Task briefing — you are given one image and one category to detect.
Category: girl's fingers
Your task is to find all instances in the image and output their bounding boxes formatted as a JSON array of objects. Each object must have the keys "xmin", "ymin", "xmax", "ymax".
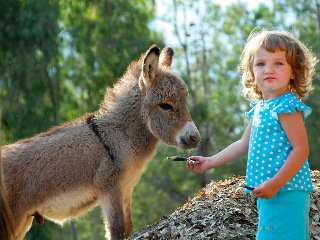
[
  {"xmin": 187, "ymin": 161, "xmax": 199, "ymax": 172},
  {"xmin": 189, "ymin": 156, "xmax": 201, "ymax": 161},
  {"xmin": 186, "ymin": 161, "xmax": 193, "ymax": 169}
]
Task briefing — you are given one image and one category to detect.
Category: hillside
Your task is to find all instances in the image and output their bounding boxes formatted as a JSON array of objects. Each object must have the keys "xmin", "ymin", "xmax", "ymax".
[{"xmin": 128, "ymin": 170, "xmax": 320, "ymax": 240}]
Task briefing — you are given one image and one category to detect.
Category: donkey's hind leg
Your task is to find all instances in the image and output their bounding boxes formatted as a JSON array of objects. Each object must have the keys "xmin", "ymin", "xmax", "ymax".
[
  {"xmin": 14, "ymin": 215, "xmax": 34, "ymax": 240},
  {"xmin": 99, "ymin": 186, "xmax": 125, "ymax": 240}
]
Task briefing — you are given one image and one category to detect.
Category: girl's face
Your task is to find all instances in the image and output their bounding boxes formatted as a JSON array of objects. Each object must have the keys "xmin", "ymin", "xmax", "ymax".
[{"xmin": 253, "ymin": 47, "xmax": 294, "ymax": 100}]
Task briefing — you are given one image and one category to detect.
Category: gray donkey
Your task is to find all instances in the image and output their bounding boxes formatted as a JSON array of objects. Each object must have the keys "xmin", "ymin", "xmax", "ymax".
[{"xmin": 1, "ymin": 45, "xmax": 201, "ymax": 240}]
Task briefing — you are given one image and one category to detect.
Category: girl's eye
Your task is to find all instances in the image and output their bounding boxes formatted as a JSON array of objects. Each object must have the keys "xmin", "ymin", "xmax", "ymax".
[
  {"xmin": 256, "ymin": 62, "xmax": 264, "ymax": 66},
  {"xmin": 159, "ymin": 103, "xmax": 173, "ymax": 111},
  {"xmin": 275, "ymin": 62, "xmax": 283, "ymax": 66}
]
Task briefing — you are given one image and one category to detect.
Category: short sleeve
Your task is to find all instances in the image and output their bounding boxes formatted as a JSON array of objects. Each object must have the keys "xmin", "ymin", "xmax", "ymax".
[
  {"xmin": 245, "ymin": 102, "xmax": 257, "ymax": 119},
  {"xmin": 271, "ymin": 95, "xmax": 312, "ymax": 121}
]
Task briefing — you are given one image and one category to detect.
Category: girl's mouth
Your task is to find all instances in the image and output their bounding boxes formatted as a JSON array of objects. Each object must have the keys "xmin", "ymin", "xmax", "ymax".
[{"xmin": 264, "ymin": 77, "xmax": 276, "ymax": 80}]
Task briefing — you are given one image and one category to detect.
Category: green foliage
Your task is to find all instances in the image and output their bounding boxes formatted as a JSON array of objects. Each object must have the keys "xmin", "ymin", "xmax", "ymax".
[
  {"xmin": 59, "ymin": 0, "xmax": 162, "ymax": 114},
  {"xmin": 0, "ymin": 0, "xmax": 60, "ymax": 142},
  {"xmin": 0, "ymin": 0, "xmax": 162, "ymax": 144},
  {"xmin": 25, "ymin": 221, "xmax": 65, "ymax": 240}
]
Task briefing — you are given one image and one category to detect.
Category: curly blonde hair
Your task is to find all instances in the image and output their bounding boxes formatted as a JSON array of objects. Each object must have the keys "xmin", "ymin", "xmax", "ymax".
[{"xmin": 239, "ymin": 29, "xmax": 318, "ymax": 101}]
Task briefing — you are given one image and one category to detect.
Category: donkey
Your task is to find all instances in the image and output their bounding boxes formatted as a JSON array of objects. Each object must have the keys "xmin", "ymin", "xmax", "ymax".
[{"xmin": 1, "ymin": 45, "xmax": 201, "ymax": 240}]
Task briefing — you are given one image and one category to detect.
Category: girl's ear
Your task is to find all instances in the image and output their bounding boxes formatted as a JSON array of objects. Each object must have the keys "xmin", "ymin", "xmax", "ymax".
[{"xmin": 290, "ymin": 69, "xmax": 295, "ymax": 80}]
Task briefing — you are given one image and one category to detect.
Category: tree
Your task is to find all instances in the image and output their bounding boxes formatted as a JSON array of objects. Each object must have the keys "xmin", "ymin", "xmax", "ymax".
[
  {"xmin": 0, "ymin": 0, "xmax": 61, "ymax": 143},
  {"xmin": 59, "ymin": 0, "xmax": 162, "ymax": 116}
]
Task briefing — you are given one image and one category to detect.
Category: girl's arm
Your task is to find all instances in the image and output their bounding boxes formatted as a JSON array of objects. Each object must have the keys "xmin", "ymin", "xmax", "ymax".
[
  {"xmin": 253, "ymin": 111, "xmax": 309, "ymax": 199},
  {"xmin": 187, "ymin": 120, "xmax": 252, "ymax": 173}
]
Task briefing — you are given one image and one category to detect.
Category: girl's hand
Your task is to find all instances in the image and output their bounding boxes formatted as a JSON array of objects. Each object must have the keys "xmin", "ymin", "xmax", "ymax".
[
  {"xmin": 186, "ymin": 156, "xmax": 210, "ymax": 174},
  {"xmin": 253, "ymin": 179, "xmax": 280, "ymax": 199}
]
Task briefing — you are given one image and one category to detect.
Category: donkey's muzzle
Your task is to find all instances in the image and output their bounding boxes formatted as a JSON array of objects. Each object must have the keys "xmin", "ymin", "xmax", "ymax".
[{"xmin": 176, "ymin": 121, "xmax": 201, "ymax": 149}]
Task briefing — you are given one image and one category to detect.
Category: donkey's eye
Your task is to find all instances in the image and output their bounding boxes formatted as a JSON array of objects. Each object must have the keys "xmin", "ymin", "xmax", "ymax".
[{"xmin": 159, "ymin": 103, "xmax": 173, "ymax": 111}]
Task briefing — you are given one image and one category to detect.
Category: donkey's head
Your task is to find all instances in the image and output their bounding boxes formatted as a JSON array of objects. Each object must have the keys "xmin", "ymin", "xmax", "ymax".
[{"xmin": 139, "ymin": 45, "xmax": 200, "ymax": 150}]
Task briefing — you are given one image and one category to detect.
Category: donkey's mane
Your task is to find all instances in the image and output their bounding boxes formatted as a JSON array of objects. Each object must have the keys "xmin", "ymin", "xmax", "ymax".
[{"xmin": 100, "ymin": 55, "xmax": 144, "ymax": 111}]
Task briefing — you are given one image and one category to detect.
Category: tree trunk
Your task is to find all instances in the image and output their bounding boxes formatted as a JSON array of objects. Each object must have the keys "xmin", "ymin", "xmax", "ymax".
[
  {"xmin": 316, "ymin": 0, "xmax": 320, "ymax": 32},
  {"xmin": 70, "ymin": 221, "xmax": 77, "ymax": 240}
]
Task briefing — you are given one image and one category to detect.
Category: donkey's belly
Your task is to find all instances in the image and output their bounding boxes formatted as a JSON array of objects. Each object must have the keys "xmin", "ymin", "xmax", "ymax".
[{"xmin": 38, "ymin": 187, "xmax": 98, "ymax": 223}]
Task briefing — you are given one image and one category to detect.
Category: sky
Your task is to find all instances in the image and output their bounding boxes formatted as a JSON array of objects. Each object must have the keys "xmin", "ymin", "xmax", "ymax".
[{"xmin": 154, "ymin": 0, "xmax": 273, "ymax": 46}]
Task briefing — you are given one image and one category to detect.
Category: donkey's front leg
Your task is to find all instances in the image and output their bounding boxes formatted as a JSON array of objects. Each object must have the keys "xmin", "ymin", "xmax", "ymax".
[
  {"xmin": 14, "ymin": 214, "xmax": 34, "ymax": 240},
  {"xmin": 100, "ymin": 186, "xmax": 125, "ymax": 240},
  {"xmin": 123, "ymin": 188, "xmax": 134, "ymax": 237}
]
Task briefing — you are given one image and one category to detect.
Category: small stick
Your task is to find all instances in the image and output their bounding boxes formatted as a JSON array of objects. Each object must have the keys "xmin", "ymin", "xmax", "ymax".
[
  {"xmin": 167, "ymin": 156, "xmax": 199, "ymax": 164},
  {"xmin": 244, "ymin": 185, "xmax": 255, "ymax": 191}
]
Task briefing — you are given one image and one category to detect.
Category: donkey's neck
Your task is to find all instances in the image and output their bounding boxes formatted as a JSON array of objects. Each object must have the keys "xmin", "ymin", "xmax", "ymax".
[{"xmin": 97, "ymin": 73, "xmax": 157, "ymax": 157}]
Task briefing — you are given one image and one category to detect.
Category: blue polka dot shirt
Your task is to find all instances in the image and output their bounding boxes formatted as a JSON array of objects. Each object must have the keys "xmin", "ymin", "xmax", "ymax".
[{"xmin": 245, "ymin": 92, "xmax": 313, "ymax": 193}]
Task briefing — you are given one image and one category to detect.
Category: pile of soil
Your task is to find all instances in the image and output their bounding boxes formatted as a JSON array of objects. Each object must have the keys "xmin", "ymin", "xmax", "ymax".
[{"xmin": 128, "ymin": 170, "xmax": 320, "ymax": 240}]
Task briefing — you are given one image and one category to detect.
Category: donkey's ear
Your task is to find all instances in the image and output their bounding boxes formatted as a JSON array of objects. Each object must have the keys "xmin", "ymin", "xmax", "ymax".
[
  {"xmin": 141, "ymin": 45, "xmax": 160, "ymax": 89},
  {"xmin": 159, "ymin": 46, "xmax": 174, "ymax": 68}
]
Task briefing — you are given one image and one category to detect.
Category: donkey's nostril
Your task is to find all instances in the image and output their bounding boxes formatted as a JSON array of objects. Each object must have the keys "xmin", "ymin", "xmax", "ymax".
[
  {"xmin": 190, "ymin": 135, "xmax": 196, "ymax": 142},
  {"xmin": 180, "ymin": 137, "xmax": 187, "ymax": 146}
]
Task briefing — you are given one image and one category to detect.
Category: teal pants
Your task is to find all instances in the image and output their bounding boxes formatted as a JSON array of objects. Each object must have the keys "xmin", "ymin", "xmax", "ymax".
[{"xmin": 256, "ymin": 191, "xmax": 310, "ymax": 240}]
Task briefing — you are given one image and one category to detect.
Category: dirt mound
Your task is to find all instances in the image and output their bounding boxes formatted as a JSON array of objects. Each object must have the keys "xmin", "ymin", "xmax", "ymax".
[{"xmin": 128, "ymin": 170, "xmax": 320, "ymax": 240}]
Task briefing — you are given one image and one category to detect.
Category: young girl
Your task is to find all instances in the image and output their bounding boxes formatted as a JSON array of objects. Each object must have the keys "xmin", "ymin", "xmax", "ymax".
[{"xmin": 187, "ymin": 30, "xmax": 317, "ymax": 240}]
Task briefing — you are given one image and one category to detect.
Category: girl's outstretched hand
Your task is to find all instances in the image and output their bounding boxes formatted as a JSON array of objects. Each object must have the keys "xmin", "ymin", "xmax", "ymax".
[{"xmin": 186, "ymin": 156, "xmax": 210, "ymax": 174}]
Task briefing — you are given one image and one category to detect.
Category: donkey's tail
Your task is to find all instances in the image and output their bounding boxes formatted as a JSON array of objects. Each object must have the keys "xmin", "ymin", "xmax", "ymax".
[{"xmin": 0, "ymin": 111, "xmax": 14, "ymax": 240}]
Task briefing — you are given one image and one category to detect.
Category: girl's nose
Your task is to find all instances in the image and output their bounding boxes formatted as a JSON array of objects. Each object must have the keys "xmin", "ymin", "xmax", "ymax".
[{"xmin": 265, "ymin": 64, "xmax": 274, "ymax": 73}]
